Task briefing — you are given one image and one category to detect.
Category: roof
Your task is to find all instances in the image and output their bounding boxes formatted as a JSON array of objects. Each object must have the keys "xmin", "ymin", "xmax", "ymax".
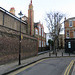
[
  {"xmin": 0, "ymin": 7, "xmax": 27, "ymax": 25},
  {"xmin": 34, "ymin": 22, "xmax": 44, "ymax": 29},
  {"xmin": 34, "ymin": 22, "xmax": 39, "ymax": 28},
  {"xmin": 65, "ymin": 17, "xmax": 75, "ymax": 21},
  {"xmin": 22, "ymin": 15, "xmax": 28, "ymax": 18}
]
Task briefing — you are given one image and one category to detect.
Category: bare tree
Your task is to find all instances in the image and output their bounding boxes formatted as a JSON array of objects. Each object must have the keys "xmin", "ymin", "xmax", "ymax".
[{"xmin": 45, "ymin": 12, "xmax": 64, "ymax": 53}]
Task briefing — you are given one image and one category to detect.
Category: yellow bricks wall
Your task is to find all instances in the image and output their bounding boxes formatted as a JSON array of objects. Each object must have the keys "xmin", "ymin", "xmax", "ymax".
[
  {"xmin": 0, "ymin": 11, "xmax": 27, "ymax": 33},
  {"xmin": 0, "ymin": 11, "xmax": 3, "ymax": 25}
]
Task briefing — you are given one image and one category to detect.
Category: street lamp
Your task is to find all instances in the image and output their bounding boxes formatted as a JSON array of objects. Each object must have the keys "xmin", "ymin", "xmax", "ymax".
[
  {"xmin": 41, "ymin": 28, "xmax": 42, "ymax": 52},
  {"xmin": 18, "ymin": 11, "xmax": 23, "ymax": 65}
]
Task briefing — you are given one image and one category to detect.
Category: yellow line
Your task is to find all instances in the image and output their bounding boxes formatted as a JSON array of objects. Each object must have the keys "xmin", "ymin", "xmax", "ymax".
[
  {"xmin": 8, "ymin": 59, "xmax": 46, "ymax": 75},
  {"xmin": 64, "ymin": 61, "xmax": 71, "ymax": 75},
  {"xmin": 67, "ymin": 61, "xmax": 73, "ymax": 75},
  {"xmin": 64, "ymin": 60, "xmax": 75, "ymax": 75},
  {"xmin": 67, "ymin": 60, "xmax": 74, "ymax": 75}
]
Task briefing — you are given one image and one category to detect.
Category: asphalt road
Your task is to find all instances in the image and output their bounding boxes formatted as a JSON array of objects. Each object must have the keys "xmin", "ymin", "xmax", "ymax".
[{"xmin": 8, "ymin": 57, "xmax": 75, "ymax": 75}]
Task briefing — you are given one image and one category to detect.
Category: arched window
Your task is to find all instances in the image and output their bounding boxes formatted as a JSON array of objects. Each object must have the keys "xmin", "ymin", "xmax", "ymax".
[
  {"xmin": 36, "ymin": 29, "xmax": 38, "ymax": 34},
  {"xmin": 42, "ymin": 29, "xmax": 43, "ymax": 37},
  {"xmin": 39, "ymin": 26, "xmax": 41, "ymax": 35}
]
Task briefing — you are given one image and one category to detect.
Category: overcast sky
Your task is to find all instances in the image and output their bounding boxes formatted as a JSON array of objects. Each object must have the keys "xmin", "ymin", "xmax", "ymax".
[{"xmin": 0, "ymin": 0, "xmax": 75, "ymax": 33}]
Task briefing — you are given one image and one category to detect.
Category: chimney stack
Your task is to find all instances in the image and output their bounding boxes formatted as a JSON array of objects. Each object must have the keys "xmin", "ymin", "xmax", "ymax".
[{"xmin": 10, "ymin": 7, "xmax": 15, "ymax": 15}]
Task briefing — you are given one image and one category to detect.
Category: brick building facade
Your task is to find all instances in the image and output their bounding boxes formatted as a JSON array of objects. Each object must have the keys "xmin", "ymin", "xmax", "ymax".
[
  {"xmin": 64, "ymin": 17, "xmax": 75, "ymax": 53},
  {"xmin": 34, "ymin": 22, "xmax": 46, "ymax": 52},
  {"xmin": 28, "ymin": 0, "xmax": 34, "ymax": 36},
  {"xmin": 0, "ymin": 6, "xmax": 38, "ymax": 64},
  {"xmin": 22, "ymin": 0, "xmax": 46, "ymax": 51}
]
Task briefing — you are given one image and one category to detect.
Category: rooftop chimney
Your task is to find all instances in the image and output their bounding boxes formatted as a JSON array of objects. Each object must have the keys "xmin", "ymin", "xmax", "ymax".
[{"xmin": 10, "ymin": 7, "xmax": 15, "ymax": 15}]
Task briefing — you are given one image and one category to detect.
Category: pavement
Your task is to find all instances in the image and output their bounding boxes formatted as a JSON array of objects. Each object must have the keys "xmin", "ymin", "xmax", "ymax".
[
  {"xmin": 0, "ymin": 50, "xmax": 75, "ymax": 75},
  {"xmin": 0, "ymin": 51, "xmax": 49, "ymax": 75}
]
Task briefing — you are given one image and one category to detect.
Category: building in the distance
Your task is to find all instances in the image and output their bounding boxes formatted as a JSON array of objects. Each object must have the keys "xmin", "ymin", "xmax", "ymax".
[
  {"xmin": 34, "ymin": 22, "xmax": 46, "ymax": 52},
  {"xmin": 64, "ymin": 17, "xmax": 75, "ymax": 53},
  {"xmin": 10, "ymin": 0, "xmax": 46, "ymax": 52},
  {"xmin": 28, "ymin": 0, "xmax": 46, "ymax": 51}
]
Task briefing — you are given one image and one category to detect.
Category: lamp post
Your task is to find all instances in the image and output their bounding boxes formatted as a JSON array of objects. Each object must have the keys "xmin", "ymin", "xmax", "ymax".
[
  {"xmin": 18, "ymin": 11, "xmax": 23, "ymax": 65},
  {"xmin": 41, "ymin": 28, "xmax": 42, "ymax": 52}
]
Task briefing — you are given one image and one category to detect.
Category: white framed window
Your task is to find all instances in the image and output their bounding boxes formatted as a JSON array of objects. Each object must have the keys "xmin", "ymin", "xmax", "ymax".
[
  {"xmin": 69, "ymin": 21, "xmax": 73, "ymax": 27},
  {"xmin": 42, "ymin": 41, "xmax": 43, "ymax": 47},
  {"xmin": 39, "ymin": 26, "xmax": 41, "ymax": 35},
  {"xmin": 66, "ymin": 31, "xmax": 69, "ymax": 38},
  {"xmin": 35, "ymin": 29, "xmax": 38, "ymax": 34},
  {"xmin": 39, "ymin": 40, "xmax": 41, "ymax": 47},
  {"xmin": 68, "ymin": 42, "xmax": 71, "ymax": 48},
  {"xmin": 42, "ymin": 29, "xmax": 43, "ymax": 37}
]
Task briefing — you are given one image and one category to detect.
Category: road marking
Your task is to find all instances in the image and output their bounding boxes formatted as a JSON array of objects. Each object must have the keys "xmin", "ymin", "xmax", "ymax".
[
  {"xmin": 8, "ymin": 59, "xmax": 46, "ymax": 75},
  {"xmin": 64, "ymin": 60, "xmax": 75, "ymax": 75}
]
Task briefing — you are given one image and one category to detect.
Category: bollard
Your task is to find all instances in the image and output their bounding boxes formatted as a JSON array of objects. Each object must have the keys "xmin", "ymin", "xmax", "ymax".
[
  {"xmin": 49, "ymin": 52, "xmax": 51, "ymax": 57},
  {"xmin": 56, "ymin": 53, "xmax": 57, "ymax": 57},
  {"xmin": 62, "ymin": 52, "xmax": 63, "ymax": 57},
  {"xmin": 69, "ymin": 52, "xmax": 70, "ymax": 56}
]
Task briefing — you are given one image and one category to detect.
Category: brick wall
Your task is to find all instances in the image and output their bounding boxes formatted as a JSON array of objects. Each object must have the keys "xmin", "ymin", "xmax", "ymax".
[
  {"xmin": 0, "ymin": 32, "xmax": 37, "ymax": 65},
  {"xmin": 0, "ymin": 7, "xmax": 38, "ymax": 65},
  {"xmin": 0, "ymin": 9, "xmax": 27, "ymax": 33},
  {"xmin": 64, "ymin": 20, "xmax": 75, "ymax": 38}
]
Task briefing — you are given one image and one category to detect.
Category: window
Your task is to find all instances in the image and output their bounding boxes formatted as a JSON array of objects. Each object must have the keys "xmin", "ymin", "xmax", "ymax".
[
  {"xmin": 39, "ymin": 26, "xmax": 41, "ymax": 35},
  {"xmin": 69, "ymin": 21, "xmax": 73, "ymax": 27},
  {"xmin": 35, "ymin": 29, "xmax": 38, "ymax": 34},
  {"xmin": 39, "ymin": 40, "xmax": 41, "ymax": 47},
  {"xmin": 42, "ymin": 29, "xmax": 43, "ymax": 37},
  {"xmin": 66, "ymin": 31, "xmax": 69, "ymax": 38},
  {"xmin": 42, "ymin": 41, "xmax": 43, "ymax": 47},
  {"xmin": 68, "ymin": 42, "xmax": 71, "ymax": 48}
]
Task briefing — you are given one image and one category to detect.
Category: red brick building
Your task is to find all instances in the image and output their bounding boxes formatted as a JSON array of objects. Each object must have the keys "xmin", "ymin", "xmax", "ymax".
[
  {"xmin": 28, "ymin": 0, "xmax": 34, "ymax": 36},
  {"xmin": 0, "ymin": 0, "xmax": 46, "ymax": 64},
  {"xmin": 64, "ymin": 17, "xmax": 75, "ymax": 53},
  {"xmin": 22, "ymin": 0, "xmax": 46, "ymax": 52},
  {"xmin": 34, "ymin": 22, "xmax": 46, "ymax": 52}
]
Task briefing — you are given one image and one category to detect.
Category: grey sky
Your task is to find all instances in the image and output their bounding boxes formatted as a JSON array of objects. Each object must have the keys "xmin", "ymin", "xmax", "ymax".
[{"xmin": 0, "ymin": 0, "xmax": 75, "ymax": 33}]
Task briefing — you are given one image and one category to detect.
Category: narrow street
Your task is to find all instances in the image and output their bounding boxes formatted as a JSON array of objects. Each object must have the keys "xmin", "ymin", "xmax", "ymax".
[{"xmin": 8, "ymin": 57, "xmax": 75, "ymax": 75}]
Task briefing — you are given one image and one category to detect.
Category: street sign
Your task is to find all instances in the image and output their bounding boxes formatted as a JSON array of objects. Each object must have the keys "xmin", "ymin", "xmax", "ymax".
[{"xmin": 21, "ymin": 34, "xmax": 23, "ymax": 39}]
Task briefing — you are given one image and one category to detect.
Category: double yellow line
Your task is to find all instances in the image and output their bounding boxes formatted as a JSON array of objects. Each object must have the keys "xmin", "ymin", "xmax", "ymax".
[
  {"xmin": 64, "ymin": 60, "xmax": 75, "ymax": 75},
  {"xmin": 8, "ymin": 59, "xmax": 46, "ymax": 75}
]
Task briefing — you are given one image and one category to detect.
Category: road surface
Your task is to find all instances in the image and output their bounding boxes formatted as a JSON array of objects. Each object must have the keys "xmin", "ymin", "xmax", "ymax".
[{"xmin": 8, "ymin": 57, "xmax": 75, "ymax": 75}]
